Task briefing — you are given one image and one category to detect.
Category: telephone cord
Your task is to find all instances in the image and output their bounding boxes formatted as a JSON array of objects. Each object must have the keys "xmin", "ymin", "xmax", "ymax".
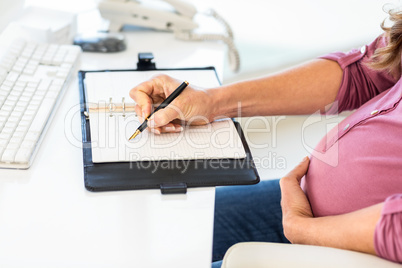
[{"xmin": 174, "ymin": 9, "xmax": 240, "ymax": 73}]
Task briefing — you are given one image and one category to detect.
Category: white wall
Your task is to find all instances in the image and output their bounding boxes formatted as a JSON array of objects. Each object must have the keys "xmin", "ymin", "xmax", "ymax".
[
  {"xmin": 190, "ymin": 0, "xmax": 399, "ymax": 82},
  {"xmin": 25, "ymin": 0, "xmax": 401, "ymax": 82}
]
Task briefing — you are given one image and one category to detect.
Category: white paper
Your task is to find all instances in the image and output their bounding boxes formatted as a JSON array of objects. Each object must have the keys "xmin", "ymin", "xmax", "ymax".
[
  {"xmin": 84, "ymin": 69, "xmax": 246, "ymax": 162},
  {"xmin": 89, "ymin": 112, "xmax": 246, "ymax": 163}
]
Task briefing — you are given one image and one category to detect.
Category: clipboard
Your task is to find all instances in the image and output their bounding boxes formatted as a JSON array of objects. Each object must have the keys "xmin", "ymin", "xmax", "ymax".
[{"xmin": 78, "ymin": 56, "xmax": 259, "ymax": 194}]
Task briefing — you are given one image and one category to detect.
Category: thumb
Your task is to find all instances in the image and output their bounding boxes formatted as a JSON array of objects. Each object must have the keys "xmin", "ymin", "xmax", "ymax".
[
  {"xmin": 283, "ymin": 156, "xmax": 310, "ymax": 184},
  {"xmin": 148, "ymin": 106, "xmax": 180, "ymax": 128}
]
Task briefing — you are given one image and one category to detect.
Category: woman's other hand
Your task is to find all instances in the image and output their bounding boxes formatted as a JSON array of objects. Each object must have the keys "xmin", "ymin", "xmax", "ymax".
[{"xmin": 280, "ymin": 157, "xmax": 313, "ymax": 244}]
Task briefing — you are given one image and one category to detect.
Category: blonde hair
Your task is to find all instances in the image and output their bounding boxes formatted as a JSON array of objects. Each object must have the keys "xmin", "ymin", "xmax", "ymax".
[{"xmin": 369, "ymin": 7, "xmax": 402, "ymax": 76}]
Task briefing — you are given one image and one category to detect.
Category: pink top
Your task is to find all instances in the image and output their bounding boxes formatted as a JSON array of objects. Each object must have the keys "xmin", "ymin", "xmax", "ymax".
[{"xmin": 301, "ymin": 35, "xmax": 402, "ymax": 263}]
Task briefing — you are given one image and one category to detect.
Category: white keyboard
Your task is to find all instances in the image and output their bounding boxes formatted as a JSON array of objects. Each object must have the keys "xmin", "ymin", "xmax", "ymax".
[{"xmin": 0, "ymin": 39, "xmax": 81, "ymax": 169}]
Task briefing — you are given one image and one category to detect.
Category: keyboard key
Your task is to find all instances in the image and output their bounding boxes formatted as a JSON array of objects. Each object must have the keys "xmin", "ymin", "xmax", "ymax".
[
  {"xmin": 4, "ymin": 121, "xmax": 17, "ymax": 130},
  {"xmin": 6, "ymin": 95, "xmax": 18, "ymax": 102},
  {"xmin": 16, "ymin": 100, "xmax": 28, "ymax": 108},
  {"xmin": 2, "ymin": 80, "xmax": 14, "ymax": 88},
  {"xmin": 46, "ymin": 68, "xmax": 58, "ymax": 76},
  {"xmin": 52, "ymin": 79, "xmax": 65, "ymax": 86},
  {"xmin": 6, "ymin": 71, "xmax": 19, "ymax": 83},
  {"xmin": 11, "ymin": 131, "xmax": 25, "ymax": 139},
  {"xmin": 24, "ymin": 86, "xmax": 36, "ymax": 93},
  {"xmin": 34, "ymin": 90, "xmax": 46, "ymax": 97},
  {"xmin": 14, "ymin": 148, "xmax": 32, "ymax": 163},
  {"xmin": 32, "ymin": 95, "xmax": 44, "ymax": 102},
  {"xmin": 0, "ymin": 139, "xmax": 7, "ymax": 147},
  {"xmin": 0, "ymin": 56, "xmax": 17, "ymax": 71},
  {"xmin": 1, "ymin": 148, "xmax": 17, "ymax": 162},
  {"xmin": 0, "ymin": 84, "xmax": 11, "ymax": 93},
  {"xmin": 0, "ymin": 147, "xmax": 5, "ymax": 158},
  {"xmin": 27, "ymin": 81, "xmax": 39, "ymax": 88},
  {"xmin": 45, "ymin": 91, "xmax": 59, "ymax": 99},
  {"xmin": 19, "ymin": 96, "xmax": 30, "ymax": 103},
  {"xmin": 13, "ymin": 106, "xmax": 25, "ymax": 113},
  {"xmin": 18, "ymin": 75, "xmax": 40, "ymax": 83},
  {"xmin": 49, "ymin": 85, "xmax": 62, "ymax": 92},
  {"xmin": 23, "ymin": 67, "xmax": 35, "ymax": 75},
  {"xmin": 2, "ymin": 126, "xmax": 14, "ymax": 134},
  {"xmin": 4, "ymin": 100, "xmax": 16, "ymax": 107},
  {"xmin": 15, "ymin": 126, "xmax": 28, "ymax": 133},
  {"xmin": 27, "ymin": 98, "xmax": 55, "ymax": 133},
  {"xmin": 60, "ymin": 63, "xmax": 72, "ymax": 70},
  {"xmin": 12, "ymin": 65, "xmax": 24, "ymax": 73},
  {"xmin": 0, "ymin": 68, "xmax": 7, "ymax": 83},
  {"xmin": 15, "ymin": 58, "xmax": 28, "ymax": 67},
  {"xmin": 20, "ymin": 140, "xmax": 35, "ymax": 149},
  {"xmin": 9, "ymin": 137, "xmax": 22, "ymax": 145},
  {"xmin": 1, "ymin": 105, "xmax": 13, "ymax": 112},
  {"xmin": 6, "ymin": 143, "xmax": 19, "ymax": 149},
  {"xmin": 29, "ymin": 99, "xmax": 41, "ymax": 107},
  {"xmin": 11, "ymin": 111, "xmax": 22, "ymax": 119},
  {"xmin": 37, "ymin": 80, "xmax": 51, "ymax": 91},
  {"xmin": 7, "ymin": 116, "xmax": 20, "ymax": 123},
  {"xmin": 56, "ymin": 71, "xmax": 69, "ymax": 79},
  {"xmin": 11, "ymin": 85, "xmax": 24, "ymax": 94},
  {"xmin": 24, "ymin": 132, "xmax": 40, "ymax": 142},
  {"xmin": 0, "ymin": 132, "xmax": 12, "ymax": 140},
  {"xmin": 0, "ymin": 110, "xmax": 10, "ymax": 117}
]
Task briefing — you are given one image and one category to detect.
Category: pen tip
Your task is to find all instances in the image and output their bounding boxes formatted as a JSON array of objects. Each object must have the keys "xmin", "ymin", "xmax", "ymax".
[{"xmin": 129, "ymin": 130, "xmax": 140, "ymax": 141}]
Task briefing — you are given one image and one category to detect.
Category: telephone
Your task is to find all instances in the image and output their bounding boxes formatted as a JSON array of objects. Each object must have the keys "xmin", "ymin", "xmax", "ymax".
[{"xmin": 97, "ymin": 0, "xmax": 240, "ymax": 72}]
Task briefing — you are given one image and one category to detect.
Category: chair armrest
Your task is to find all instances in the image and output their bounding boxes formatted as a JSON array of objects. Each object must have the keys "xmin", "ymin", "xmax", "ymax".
[{"xmin": 222, "ymin": 242, "xmax": 402, "ymax": 268}]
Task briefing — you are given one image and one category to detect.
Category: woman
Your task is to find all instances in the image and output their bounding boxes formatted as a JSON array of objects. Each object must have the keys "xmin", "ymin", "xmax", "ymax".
[{"xmin": 130, "ymin": 7, "xmax": 402, "ymax": 266}]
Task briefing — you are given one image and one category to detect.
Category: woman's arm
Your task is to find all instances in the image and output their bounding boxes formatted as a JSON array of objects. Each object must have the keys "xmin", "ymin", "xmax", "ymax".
[
  {"xmin": 294, "ymin": 203, "xmax": 383, "ymax": 254},
  {"xmin": 210, "ymin": 58, "xmax": 342, "ymax": 118},
  {"xmin": 130, "ymin": 59, "xmax": 343, "ymax": 132}
]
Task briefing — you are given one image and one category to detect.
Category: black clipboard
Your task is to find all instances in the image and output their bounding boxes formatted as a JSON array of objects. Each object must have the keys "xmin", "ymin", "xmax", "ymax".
[{"xmin": 78, "ymin": 64, "xmax": 259, "ymax": 194}]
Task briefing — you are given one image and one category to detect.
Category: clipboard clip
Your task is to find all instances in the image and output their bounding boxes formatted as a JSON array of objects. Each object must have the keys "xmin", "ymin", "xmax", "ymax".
[
  {"xmin": 160, "ymin": 182, "xmax": 187, "ymax": 194},
  {"xmin": 137, "ymin": 52, "xmax": 156, "ymax": 70}
]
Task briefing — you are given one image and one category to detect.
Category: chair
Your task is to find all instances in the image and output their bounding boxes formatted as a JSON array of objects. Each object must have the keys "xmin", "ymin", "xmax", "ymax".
[{"xmin": 222, "ymin": 242, "xmax": 402, "ymax": 268}]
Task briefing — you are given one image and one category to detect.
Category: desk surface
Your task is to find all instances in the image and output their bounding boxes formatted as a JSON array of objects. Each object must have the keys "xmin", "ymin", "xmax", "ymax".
[
  {"xmin": 0, "ymin": 6, "xmax": 352, "ymax": 267},
  {"xmin": 0, "ymin": 26, "xmax": 225, "ymax": 267}
]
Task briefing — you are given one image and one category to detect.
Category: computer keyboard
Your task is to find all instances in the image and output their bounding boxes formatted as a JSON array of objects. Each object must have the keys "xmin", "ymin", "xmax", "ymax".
[{"xmin": 0, "ymin": 39, "xmax": 81, "ymax": 169}]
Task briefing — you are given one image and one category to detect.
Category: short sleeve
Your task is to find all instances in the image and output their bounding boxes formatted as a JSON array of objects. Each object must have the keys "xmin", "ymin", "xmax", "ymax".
[
  {"xmin": 374, "ymin": 194, "xmax": 402, "ymax": 263},
  {"xmin": 319, "ymin": 35, "xmax": 398, "ymax": 114}
]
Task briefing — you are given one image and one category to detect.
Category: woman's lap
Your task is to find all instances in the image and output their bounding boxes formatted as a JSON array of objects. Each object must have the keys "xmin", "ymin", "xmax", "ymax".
[{"xmin": 212, "ymin": 179, "xmax": 289, "ymax": 263}]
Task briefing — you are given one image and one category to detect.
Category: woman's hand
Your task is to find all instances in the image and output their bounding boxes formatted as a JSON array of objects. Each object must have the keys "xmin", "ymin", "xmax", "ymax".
[
  {"xmin": 279, "ymin": 156, "xmax": 313, "ymax": 244},
  {"xmin": 129, "ymin": 74, "xmax": 217, "ymax": 134},
  {"xmin": 280, "ymin": 157, "xmax": 383, "ymax": 255}
]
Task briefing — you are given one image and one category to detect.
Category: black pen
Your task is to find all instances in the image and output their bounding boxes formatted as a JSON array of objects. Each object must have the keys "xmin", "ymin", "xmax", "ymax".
[{"xmin": 129, "ymin": 80, "xmax": 189, "ymax": 140}]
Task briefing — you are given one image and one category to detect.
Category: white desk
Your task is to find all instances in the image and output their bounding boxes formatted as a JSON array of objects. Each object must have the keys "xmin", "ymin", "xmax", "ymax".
[
  {"xmin": 0, "ymin": 27, "xmax": 225, "ymax": 267},
  {"xmin": 0, "ymin": 4, "xmax": 355, "ymax": 267}
]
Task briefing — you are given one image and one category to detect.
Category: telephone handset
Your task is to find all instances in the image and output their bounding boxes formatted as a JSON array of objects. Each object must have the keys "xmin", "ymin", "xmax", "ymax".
[{"xmin": 98, "ymin": 0, "xmax": 240, "ymax": 72}]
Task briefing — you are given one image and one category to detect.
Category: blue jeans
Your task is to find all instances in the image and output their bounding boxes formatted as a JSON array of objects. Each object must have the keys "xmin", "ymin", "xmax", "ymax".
[{"xmin": 212, "ymin": 179, "xmax": 290, "ymax": 267}]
